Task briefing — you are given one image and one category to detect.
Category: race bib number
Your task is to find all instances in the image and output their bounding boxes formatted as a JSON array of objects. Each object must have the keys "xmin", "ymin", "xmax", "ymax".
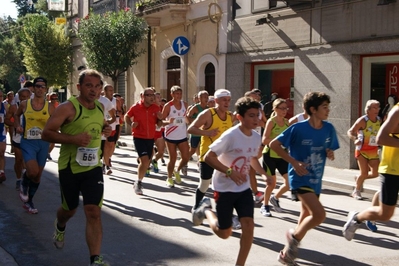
[
  {"xmin": 173, "ymin": 116, "xmax": 185, "ymax": 125},
  {"xmin": 27, "ymin": 127, "xmax": 42, "ymax": 139},
  {"xmin": 369, "ymin": 135, "xmax": 378, "ymax": 146},
  {"xmin": 76, "ymin": 147, "xmax": 99, "ymax": 166}
]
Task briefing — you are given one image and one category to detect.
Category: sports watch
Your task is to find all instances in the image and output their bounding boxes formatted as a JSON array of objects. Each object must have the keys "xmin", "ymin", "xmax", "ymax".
[{"xmin": 226, "ymin": 167, "xmax": 232, "ymax": 177}]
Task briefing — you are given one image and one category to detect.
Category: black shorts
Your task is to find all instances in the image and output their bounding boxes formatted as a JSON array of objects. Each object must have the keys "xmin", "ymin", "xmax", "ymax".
[
  {"xmin": 107, "ymin": 125, "xmax": 120, "ymax": 142},
  {"xmin": 12, "ymin": 140, "xmax": 21, "ymax": 149},
  {"xmin": 380, "ymin": 173, "xmax": 399, "ymax": 206},
  {"xmin": 133, "ymin": 138, "xmax": 154, "ymax": 159},
  {"xmin": 291, "ymin": 186, "xmax": 320, "ymax": 202},
  {"xmin": 58, "ymin": 166, "xmax": 104, "ymax": 210},
  {"xmin": 199, "ymin": 161, "xmax": 214, "ymax": 180},
  {"xmin": 263, "ymin": 151, "xmax": 288, "ymax": 176},
  {"xmin": 100, "ymin": 140, "xmax": 105, "ymax": 158},
  {"xmin": 214, "ymin": 188, "xmax": 254, "ymax": 230},
  {"xmin": 164, "ymin": 137, "xmax": 188, "ymax": 145},
  {"xmin": 190, "ymin": 136, "xmax": 201, "ymax": 148}
]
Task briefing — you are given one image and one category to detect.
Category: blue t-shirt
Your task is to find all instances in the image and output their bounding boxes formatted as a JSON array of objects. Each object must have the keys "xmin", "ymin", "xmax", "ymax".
[{"xmin": 276, "ymin": 120, "xmax": 340, "ymax": 194}]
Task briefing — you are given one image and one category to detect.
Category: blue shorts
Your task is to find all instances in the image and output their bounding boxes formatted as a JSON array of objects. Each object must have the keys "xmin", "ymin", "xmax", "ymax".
[
  {"xmin": 20, "ymin": 138, "xmax": 50, "ymax": 167},
  {"xmin": 190, "ymin": 135, "xmax": 201, "ymax": 148}
]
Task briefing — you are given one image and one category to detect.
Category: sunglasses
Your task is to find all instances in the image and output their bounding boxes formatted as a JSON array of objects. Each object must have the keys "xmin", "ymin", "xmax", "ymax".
[{"xmin": 35, "ymin": 84, "xmax": 46, "ymax": 89}]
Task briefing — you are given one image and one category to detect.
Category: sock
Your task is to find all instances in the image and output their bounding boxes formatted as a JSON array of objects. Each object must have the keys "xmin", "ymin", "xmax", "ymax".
[
  {"xmin": 90, "ymin": 255, "xmax": 100, "ymax": 264},
  {"xmin": 22, "ymin": 172, "xmax": 30, "ymax": 190},
  {"xmin": 194, "ymin": 188, "xmax": 206, "ymax": 209},
  {"xmin": 28, "ymin": 181, "xmax": 40, "ymax": 201},
  {"xmin": 57, "ymin": 223, "xmax": 66, "ymax": 232}
]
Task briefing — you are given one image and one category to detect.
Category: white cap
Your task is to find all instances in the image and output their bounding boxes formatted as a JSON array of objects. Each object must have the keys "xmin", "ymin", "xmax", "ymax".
[{"xmin": 214, "ymin": 89, "xmax": 231, "ymax": 99}]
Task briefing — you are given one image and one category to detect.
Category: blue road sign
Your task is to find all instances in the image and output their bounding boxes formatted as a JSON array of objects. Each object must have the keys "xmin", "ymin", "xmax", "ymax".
[{"xmin": 172, "ymin": 36, "xmax": 190, "ymax": 56}]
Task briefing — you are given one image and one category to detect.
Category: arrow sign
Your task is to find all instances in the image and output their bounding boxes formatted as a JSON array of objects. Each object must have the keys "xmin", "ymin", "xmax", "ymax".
[{"xmin": 172, "ymin": 36, "xmax": 190, "ymax": 56}]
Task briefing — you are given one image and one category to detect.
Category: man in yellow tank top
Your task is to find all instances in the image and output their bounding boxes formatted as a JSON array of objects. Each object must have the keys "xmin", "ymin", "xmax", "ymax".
[
  {"xmin": 14, "ymin": 77, "xmax": 56, "ymax": 214},
  {"xmin": 187, "ymin": 89, "xmax": 236, "ymax": 222},
  {"xmin": 343, "ymin": 102, "xmax": 399, "ymax": 241}
]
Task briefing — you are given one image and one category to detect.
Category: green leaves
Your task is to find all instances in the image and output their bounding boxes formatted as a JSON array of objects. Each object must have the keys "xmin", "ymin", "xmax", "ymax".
[
  {"xmin": 78, "ymin": 10, "xmax": 147, "ymax": 83},
  {"xmin": 20, "ymin": 14, "xmax": 72, "ymax": 88}
]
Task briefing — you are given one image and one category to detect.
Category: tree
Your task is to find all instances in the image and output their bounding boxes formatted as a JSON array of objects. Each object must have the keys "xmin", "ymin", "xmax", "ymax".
[
  {"xmin": 13, "ymin": 0, "xmax": 38, "ymax": 17},
  {"xmin": 78, "ymin": 9, "xmax": 147, "ymax": 86},
  {"xmin": 20, "ymin": 14, "xmax": 72, "ymax": 88},
  {"xmin": 0, "ymin": 16, "xmax": 25, "ymax": 92}
]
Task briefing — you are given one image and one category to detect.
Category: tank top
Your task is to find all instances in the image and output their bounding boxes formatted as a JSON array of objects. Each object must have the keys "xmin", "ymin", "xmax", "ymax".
[
  {"xmin": 58, "ymin": 97, "xmax": 104, "ymax": 173},
  {"xmin": 23, "ymin": 99, "xmax": 50, "ymax": 139},
  {"xmin": 199, "ymin": 108, "xmax": 233, "ymax": 162},
  {"xmin": 356, "ymin": 115, "xmax": 381, "ymax": 152},
  {"xmin": 262, "ymin": 117, "xmax": 289, "ymax": 158},
  {"xmin": 164, "ymin": 100, "xmax": 187, "ymax": 140}
]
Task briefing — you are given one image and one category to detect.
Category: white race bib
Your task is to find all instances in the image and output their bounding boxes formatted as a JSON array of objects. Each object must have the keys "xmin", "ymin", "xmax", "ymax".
[
  {"xmin": 368, "ymin": 135, "xmax": 378, "ymax": 146},
  {"xmin": 27, "ymin": 127, "xmax": 42, "ymax": 139},
  {"xmin": 173, "ymin": 116, "xmax": 185, "ymax": 125},
  {"xmin": 76, "ymin": 147, "xmax": 99, "ymax": 166}
]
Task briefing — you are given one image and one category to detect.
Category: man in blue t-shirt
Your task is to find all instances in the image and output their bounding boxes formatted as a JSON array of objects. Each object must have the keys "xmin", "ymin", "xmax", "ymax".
[{"xmin": 270, "ymin": 91, "xmax": 340, "ymax": 265}]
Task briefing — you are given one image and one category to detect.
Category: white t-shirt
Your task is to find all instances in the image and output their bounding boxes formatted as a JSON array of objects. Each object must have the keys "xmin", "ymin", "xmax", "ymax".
[
  {"xmin": 210, "ymin": 124, "xmax": 261, "ymax": 193},
  {"xmin": 98, "ymin": 96, "xmax": 115, "ymax": 140}
]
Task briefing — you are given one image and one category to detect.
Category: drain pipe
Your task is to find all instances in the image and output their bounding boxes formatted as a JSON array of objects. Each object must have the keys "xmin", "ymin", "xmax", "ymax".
[{"xmin": 147, "ymin": 26, "xmax": 152, "ymax": 87}]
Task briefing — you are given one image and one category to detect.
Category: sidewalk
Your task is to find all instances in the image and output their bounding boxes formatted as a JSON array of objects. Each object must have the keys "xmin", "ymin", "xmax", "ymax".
[{"xmin": 117, "ymin": 134, "xmax": 380, "ymax": 199}]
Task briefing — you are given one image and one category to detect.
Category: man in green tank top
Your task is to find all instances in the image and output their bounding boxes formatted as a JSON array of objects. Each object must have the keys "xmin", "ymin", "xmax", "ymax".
[{"xmin": 42, "ymin": 69, "xmax": 112, "ymax": 266}]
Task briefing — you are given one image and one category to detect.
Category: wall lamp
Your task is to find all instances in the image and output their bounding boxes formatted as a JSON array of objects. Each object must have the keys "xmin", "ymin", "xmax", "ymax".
[{"xmin": 377, "ymin": 0, "xmax": 396, "ymax": 5}]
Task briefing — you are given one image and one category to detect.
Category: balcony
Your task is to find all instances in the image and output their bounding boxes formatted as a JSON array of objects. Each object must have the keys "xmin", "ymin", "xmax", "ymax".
[{"xmin": 136, "ymin": 0, "xmax": 191, "ymax": 27}]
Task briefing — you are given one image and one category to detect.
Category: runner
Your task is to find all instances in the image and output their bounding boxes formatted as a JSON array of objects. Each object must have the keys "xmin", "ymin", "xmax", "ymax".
[
  {"xmin": 15, "ymin": 77, "xmax": 56, "ymax": 214},
  {"xmin": 269, "ymin": 92, "xmax": 339, "ymax": 265},
  {"xmin": 193, "ymin": 96, "xmax": 272, "ymax": 266},
  {"xmin": 42, "ymin": 69, "xmax": 111, "ymax": 266},
  {"xmin": 124, "ymin": 88, "xmax": 162, "ymax": 195},
  {"xmin": 162, "ymin": 86, "xmax": 189, "ymax": 187}
]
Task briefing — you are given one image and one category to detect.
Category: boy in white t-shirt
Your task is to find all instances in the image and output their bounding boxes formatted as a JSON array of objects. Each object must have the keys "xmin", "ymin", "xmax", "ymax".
[{"xmin": 193, "ymin": 97, "xmax": 272, "ymax": 266}]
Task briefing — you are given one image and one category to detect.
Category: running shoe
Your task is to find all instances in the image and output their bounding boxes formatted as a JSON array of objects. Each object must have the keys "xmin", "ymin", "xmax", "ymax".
[
  {"xmin": 90, "ymin": 255, "xmax": 109, "ymax": 266},
  {"xmin": 343, "ymin": 211, "xmax": 361, "ymax": 241},
  {"xmin": 352, "ymin": 189, "xmax": 362, "ymax": 200},
  {"xmin": 365, "ymin": 220, "xmax": 378, "ymax": 232},
  {"xmin": 23, "ymin": 201, "xmax": 38, "ymax": 214},
  {"xmin": 134, "ymin": 181, "xmax": 143, "ymax": 195},
  {"xmin": 106, "ymin": 167, "xmax": 112, "ymax": 175},
  {"xmin": 152, "ymin": 160, "xmax": 159, "ymax": 173},
  {"xmin": 145, "ymin": 169, "xmax": 151, "ymax": 177},
  {"xmin": 232, "ymin": 215, "xmax": 241, "ymax": 230},
  {"xmin": 277, "ymin": 250, "xmax": 299, "ymax": 266},
  {"xmin": 192, "ymin": 197, "xmax": 211, "ymax": 226},
  {"xmin": 174, "ymin": 170, "xmax": 181, "ymax": 184},
  {"xmin": 284, "ymin": 228, "xmax": 300, "ymax": 262},
  {"xmin": 181, "ymin": 165, "xmax": 188, "ymax": 176},
  {"xmin": 53, "ymin": 219, "xmax": 65, "ymax": 249},
  {"xmin": 161, "ymin": 158, "xmax": 166, "ymax": 166},
  {"xmin": 19, "ymin": 182, "xmax": 29, "ymax": 203},
  {"xmin": 166, "ymin": 178, "xmax": 174, "ymax": 188},
  {"xmin": 0, "ymin": 172, "xmax": 6, "ymax": 183},
  {"xmin": 270, "ymin": 195, "xmax": 283, "ymax": 213},
  {"xmin": 254, "ymin": 191, "xmax": 264, "ymax": 204},
  {"xmin": 16, "ymin": 180, "xmax": 21, "ymax": 191},
  {"xmin": 260, "ymin": 205, "xmax": 272, "ymax": 217}
]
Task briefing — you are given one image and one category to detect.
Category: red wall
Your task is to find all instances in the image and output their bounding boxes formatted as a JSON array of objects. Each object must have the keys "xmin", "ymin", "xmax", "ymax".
[{"xmin": 271, "ymin": 70, "xmax": 294, "ymax": 119}]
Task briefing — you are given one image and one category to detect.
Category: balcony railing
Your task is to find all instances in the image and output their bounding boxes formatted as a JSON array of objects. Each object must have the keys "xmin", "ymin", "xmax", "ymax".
[{"xmin": 136, "ymin": 0, "xmax": 190, "ymax": 14}]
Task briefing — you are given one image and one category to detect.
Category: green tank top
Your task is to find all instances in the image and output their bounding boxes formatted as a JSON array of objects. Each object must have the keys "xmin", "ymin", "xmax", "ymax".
[
  {"xmin": 262, "ymin": 117, "xmax": 289, "ymax": 158},
  {"xmin": 58, "ymin": 97, "xmax": 104, "ymax": 173},
  {"xmin": 191, "ymin": 104, "xmax": 206, "ymax": 137}
]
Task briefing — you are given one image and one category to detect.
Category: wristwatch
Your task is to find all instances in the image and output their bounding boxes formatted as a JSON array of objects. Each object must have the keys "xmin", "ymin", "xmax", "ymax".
[{"xmin": 226, "ymin": 167, "xmax": 232, "ymax": 177}]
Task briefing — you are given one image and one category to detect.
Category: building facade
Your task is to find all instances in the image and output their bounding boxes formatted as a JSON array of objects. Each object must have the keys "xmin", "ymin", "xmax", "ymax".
[{"xmin": 226, "ymin": 0, "xmax": 399, "ymax": 168}]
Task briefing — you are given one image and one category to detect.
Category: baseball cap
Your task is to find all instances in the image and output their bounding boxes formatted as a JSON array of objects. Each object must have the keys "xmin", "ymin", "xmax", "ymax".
[
  {"xmin": 214, "ymin": 89, "xmax": 231, "ymax": 99},
  {"xmin": 33, "ymin": 77, "xmax": 47, "ymax": 86}
]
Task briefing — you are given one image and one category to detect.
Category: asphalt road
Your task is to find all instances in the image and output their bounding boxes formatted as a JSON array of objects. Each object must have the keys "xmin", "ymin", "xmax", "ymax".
[{"xmin": 0, "ymin": 141, "xmax": 398, "ymax": 266}]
